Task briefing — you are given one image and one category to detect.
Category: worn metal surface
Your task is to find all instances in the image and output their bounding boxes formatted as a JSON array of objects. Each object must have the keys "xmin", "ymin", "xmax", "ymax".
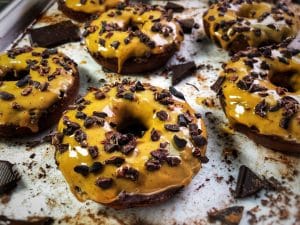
[{"xmin": 0, "ymin": 1, "xmax": 299, "ymax": 224}]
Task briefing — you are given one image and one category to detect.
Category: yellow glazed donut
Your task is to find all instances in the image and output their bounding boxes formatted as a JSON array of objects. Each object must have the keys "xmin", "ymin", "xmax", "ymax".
[
  {"xmin": 58, "ymin": 0, "xmax": 127, "ymax": 22},
  {"xmin": 54, "ymin": 81, "xmax": 207, "ymax": 209},
  {"xmin": 203, "ymin": 0, "xmax": 298, "ymax": 52},
  {"xmin": 213, "ymin": 44, "xmax": 300, "ymax": 153},
  {"xmin": 0, "ymin": 46, "xmax": 79, "ymax": 137},
  {"xmin": 84, "ymin": 4, "xmax": 184, "ymax": 74}
]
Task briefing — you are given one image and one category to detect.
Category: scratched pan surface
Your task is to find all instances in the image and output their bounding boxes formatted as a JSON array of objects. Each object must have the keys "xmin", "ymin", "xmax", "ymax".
[{"xmin": 0, "ymin": 0, "xmax": 299, "ymax": 224}]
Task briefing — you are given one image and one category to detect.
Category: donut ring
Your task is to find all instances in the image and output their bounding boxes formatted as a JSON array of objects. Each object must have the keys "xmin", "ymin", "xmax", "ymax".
[
  {"xmin": 84, "ymin": 4, "xmax": 184, "ymax": 74},
  {"xmin": 58, "ymin": 0, "xmax": 127, "ymax": 22},
  {"xmin": 54, "ymin": 81, "xmax": 207, "ymax": 209},
  {"xmin": 216, "ymin": 44, "xmax": 300, "ymax": 153},
  {"xmin": 0, "ymin": 46, "xmax": 79, "ymax": 137},
  {"xmin": 203, "ymin": 0, "xmax": 298, "ymax": 52}
]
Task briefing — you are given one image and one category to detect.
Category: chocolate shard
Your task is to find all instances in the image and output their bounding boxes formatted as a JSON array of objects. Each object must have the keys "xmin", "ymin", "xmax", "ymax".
[
  {"xmin": 169, "ymin": 86, "xmax": 185, "ymax": 100},
  {"xmin": 170, "ymin": 61, "xmax": 196, "ymax": 86},
  {"xmin": 208, "ymin": 206, "xmax": 244, "ymax": 225},
  {"xmin": 29, "ymin": 20, "xmax": 81, "ymax": 48},
  {"xmin": 178, "ymin": 18, "xmax": 194, "ymax": 34},
  {"xmin": 0, "ymin": 216, "xmax": 54, "ymax": 225},
  {"xmin": 0, "ymin": 161, "xmax": 20, "ymax": 194},
  {"xmin": 173, "ymin": 135, "xmax": 187, "ymax": 148},
  {"xmin": 165, "ymin": 2, "xmax": 184, "ymax": 12},
  {"xmin": 235, "ymin": 165, "xmax": 265, "ymax": 198}
]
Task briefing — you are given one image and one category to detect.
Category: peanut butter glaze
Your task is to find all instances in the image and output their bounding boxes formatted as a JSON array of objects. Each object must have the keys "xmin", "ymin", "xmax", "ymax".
[
  {"xmin": 203, "ymin": 0, "xmax": 298, "ymax": 52},
  {"xmin": 54, "ymin": 82, "xmax": 207, "ymax": 207},
  {"xmin": 64, "ymin": 0, "xmax": 125, "ymax": 14},
  {"xmin": 0, "ymin": 46, "xmax": 78, "ymax": 134},
  {"xmin": 219, "ymin": 45, "xmax": 300, "ymax": 147},
  {"xmin": 84, "ymin": 4, "xmax": 184, "ymax": 73}
]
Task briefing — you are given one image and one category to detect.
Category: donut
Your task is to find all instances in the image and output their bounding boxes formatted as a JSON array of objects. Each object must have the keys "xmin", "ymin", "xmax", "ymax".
[
  {"xmin": 84, "ymin": 4, "xmax": 184, "ymax": 74},
  {"xmin": 214, "ymin": 44, "xmax": 300, "ymax": 153},
  {"xmin": 0, "ymin": 46, "xmax": 79, "ymax": 137},
  {"xmin": 203, "ymin": 0, "xmax": 298, "ymax": 52},
  {"xmin": 53, "ymin": 81, "xmax": 207, "ymax": 209},
  {"xmin": 58, "ymin": 0, "xmax": 127, "ymax": 22}
]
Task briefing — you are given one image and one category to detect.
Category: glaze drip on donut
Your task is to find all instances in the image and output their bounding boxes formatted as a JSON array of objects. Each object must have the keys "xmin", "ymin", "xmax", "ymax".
[
  {"xmin": 217, "ymin": 44, "xmax": 300, "ymax": 152},
  {"xmin": 84, "ymin": 4, "xmax": 184, "ymax": 73},
  {"xmin": 0, "ymin": 47, "xmax": 79, "ymax": 136},
  {"xmin": 203, "ymin": 0, "xmax": 298, "ymax": 52},
  {"xmin": 54, "ymin": 81, "xmax": 207, "ymax": 208}
]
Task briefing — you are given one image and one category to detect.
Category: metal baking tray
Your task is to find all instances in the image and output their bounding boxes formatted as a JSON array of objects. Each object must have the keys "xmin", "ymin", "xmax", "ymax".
[{"xmin": 0, "ymin": 1, "xmax": 299, "ymax": 224}]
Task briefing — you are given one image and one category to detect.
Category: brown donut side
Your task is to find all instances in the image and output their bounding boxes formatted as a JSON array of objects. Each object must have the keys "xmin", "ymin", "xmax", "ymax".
[
  {"xmin": 219, "ymin": 95, "xmax": 300, "ymax": 154},
  {"xmin": 90, "ymin": 44, "xmax": 177, "ymax": 74},
  {"xmin": 0, "ymin": 70, "xmax": 80, "ymax": 138},
  {"xmin": 58, "ymin": 0, "xmax": 92, "ymax": 22},
  {"xmin": 105, "ymin": 186, "xmax": 183, "ymax": 209}
]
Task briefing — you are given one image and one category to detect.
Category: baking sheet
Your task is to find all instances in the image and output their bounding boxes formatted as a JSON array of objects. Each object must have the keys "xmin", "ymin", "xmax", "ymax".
[{"xmin": 0, "ymin": 0, "xmax": 299, "ymax": 224}]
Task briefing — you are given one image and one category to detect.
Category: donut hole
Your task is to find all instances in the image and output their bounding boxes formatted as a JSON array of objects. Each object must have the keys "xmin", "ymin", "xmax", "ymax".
[
  {"xmin": 0, "ymin": 69, "xmax": 29, "ymax": 81},
  {"xmin": 269, "ymin": 70, "xmax": 300, "ymax": 93},
  {"xmin": 116, "ymin": 114, "xmax": 148, "ymax": 138}
]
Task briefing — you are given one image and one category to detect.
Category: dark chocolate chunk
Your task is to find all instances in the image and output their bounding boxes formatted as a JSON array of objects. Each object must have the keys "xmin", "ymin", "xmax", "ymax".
[
  {"xmin": 105, "ymin": 156, "xmax": 125, "ymax": 167},
  {"xmin": 178, "ymin": 18, "xmax": 194, "ymax": 34},
  {"xmin": 151, "ymin": 148, "xmax": 169, "ymax": 161},
  {"xmin": 95, "ymin": 177, "xmax": 113, "ymax": 189},
  {"xmin": 29, "ymin": 21, "xmax": 81, "ymax": 48},
  {"xmin": 169, "ymin": 86, "xmax": 185, "ymax": 100},
  {"xmin": 16, "ymin": 75, "xmax": 30, "ymax": 87},
  {"xmin": 166, "ymin": 156, "xmax": 181, "ymax": 166},
  {"xmin": 177, "ymin": 114, "xmax": 188, "ymax": 127},
  {"xmin": 116, "ymin": 166, "xmax": 139, "ymax": 181},
  {"xmin": 164, "ymin": 124, "xmax": 180, "ymax": 132},
  {"xmin": 255, "ymin": 99, "xmax": 269, "ymax": 118},
  {"xmin": 145, "ymin": 159, "xmax": 161, "ymax": 171},
  {"xmin": 74, "ymin": 165, "xmax": 89, "ymax": 176},
  {"xmin": 88, "ymin": 146, "xmax": 99, "ymax": 159},
  {"xmin": 170, "ymin": 61, "xmax": 196, "ymax": 85},
  {"xmin": 208, "ymin": 206, "xmax": 244, "ymax": 225},
  {"xmin": 0, "ymin": 91, "xmax": 15, "ymax": 101},
  {"xmin": 165, "ymin": 2, "xmax": 184, "ymax": 12},
  {"xmin": 89, "ymin": 162, "xmax": 103, "ymax": 174},
  {"xmin": 0, "ymin": 161, "xmax": 20, "ymax": 194},
  {"xmin": 0, "ymin": 216, "xmax": 54, "ymax": 225},
  {"xmin": 211, "ymin": 76, "xmax": 225, "ymax": 94},
  {"xmin": 173, "ymin": 135, "xmax": 187, "ymax": 148},
  {"xmin": 151, "ymin": 129, "xmax": 161, "ymax": 142},
  {"xmin": 156, "ymin": 110, "xmax": 169, "ymax": 121},
  {"xmin": 235, "ymin": 165, "xmax": 265, "ymax": 198}
]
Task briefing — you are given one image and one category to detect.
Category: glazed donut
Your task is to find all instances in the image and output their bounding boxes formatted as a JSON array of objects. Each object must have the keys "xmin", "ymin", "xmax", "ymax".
[
  {"xmin": 58, "ymin": 0, "xmax": 127, "ymax": 22},
  {"xmin": 214, "ymin": 44, "xmax": 300, "ymax": 153},
  {"xmin": 203, "ymin": 0, "xmax": 298, "ymax": 52},
  {"xmin": 0, "ymin": 46, "xmax": 79, "ymax": 137},
  {"xmin": 84, "ymin": 4, "xmax": 184, "ymax": 74},
  {"xmin": 54, "ymin": 81, "xmax": 207, "ymax": 209}
]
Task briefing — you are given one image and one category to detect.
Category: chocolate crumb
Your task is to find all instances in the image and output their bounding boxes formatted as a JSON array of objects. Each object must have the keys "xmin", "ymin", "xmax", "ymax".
[{"xmin": 208, "ymin": 206, "xmax": 244, "ymax": 225}]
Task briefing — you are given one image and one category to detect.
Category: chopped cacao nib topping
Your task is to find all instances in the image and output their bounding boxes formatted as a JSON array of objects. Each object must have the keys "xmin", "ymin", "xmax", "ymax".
[
  {"xmin": 164, "ymin": 124, "xmax": 180, "ymax": 132},
  {"xmin": 74, "ymin": 165, "xmax": 89, "ymax": 176},
  {"xmin": 52, "ymin": 132, "xmax": 64, "ymax": 145},
  {"xmin": 177, "ymin": 114, "xmax": 188, "ymax": 127},
  {"xmin": 39, "ymin": 82, "xmax": 49, "ymax": 92},
  {"xmin": 155, "ymin": 90, "xmax": 174, "ymax": 105},
  {"xmin": 16, "ymin": 75, "xmax": 30, "ymax": 87},
  {"xmin": 134, "ymin": 81, "xmax": 145, "ymax": 91},
  {"xmin": 95, "ymin": 177, "xmax": 113, "ymax": 189},
  {"xmin": 156, "ymin": 110, "xmax": 168, "ymax": 121},
  {"xmin": 105, "ymin": 156, "xmax": 125, "ymax": 167},
  {"xmin": 75, "ymin": 111, "xmax": 87, "ymax": 120},
  {"xmin": 116, "ymin": 165, "xmax": 139, "ymax": 181},
  {"xmin": 276, "ymin": 87, "xmax": 287, "ymax": 95},
  {"xmin": 7, "ymin": 46, "xmax": 32, "ymax": 58},
  {"xmin": 94, "ymin": 91, "xmax": 106, "ymax": 100},
  {"xmin": 192, "ymin": 135, "xmax": 207, "ymax": 147},
  {"xmin": 255, "ymin": 99, "xmax": 269, "ymax": 118},
  {"xmin": 89, "ymin": 162, "xmax": 103, "ymax": 174},
  {"xmin": 74, "ymin": 130, "xmax": 87, "ymax": 147},
  {"xmin": 279, "ymin": 96, "xmax": 299, "ymax": 129},
  {"xmin": 189, "ymin": 123, "xmax": 201, "ymax": 136},
  {"xmin": 195, "ymin": 113, "xmax": 202, "ymax": 119},
  {"xmin": 260, "ymin": 61, "xmax": 270, "ymax": 70},
  {"xmin": 145, "ymin": 159, "xmax": 161, "ymax": 171},
  {"xmin": 21, "ymin": 86, "xmax": 32, "ymax": 96},
  {"xmin": 88, "ymin": 146, "xmax": 99, "ymax": 159},
  {"xmin": 249, "ymin": 84, "xmax": 268, "ymax": 93},
  {"xmin": 56, "ymin": 143, "xmax": 69, "ymax": 153},
  {"xmin": 236, "ymin": 75, "xmax": 254, "ymax": 90},
  {"xmin": 160, "ymin": 142, "xmax": 169, "ymax": 148},
  {"xmin": 84, "ymin": 116, "xmax": 96, "ymax": 128},
  {"xmin": 173, "ymin": 135, "xmax": 187, "ymax": 148},
  {"xmin": 104, "ymin": 143, "xmax": 120, "ymax": 153},
  {"xmin": 63, "ymin": 117, "xmax": 80, "ymax": 135},
  {"xmin": 211, "ymin": 76, "xmax": 225, "ymax": 94},
  {"xmin": 0, "ymin": 91, "xmax": 15, "ymax": 101},
  {"xmin": 111, "ymin": 41, "xmax": 120, "ymax": 49},
  {"xmin": 169, "ymin": 86, "xmax": 185, "ymax": 100},
  {"xmin": 150, "ymin": 129, "xmax": 161, "ymax": 141},
  {"xmin": 123, "ymin": 92, "xmax": 134, "ymax": 101},
  {"xmin": 93, "ymin": 111, "xmax": 108, "ymax": 118},
  {"xmin": 166, "ymin": 156, "xmax": 181, "ymax": 167},
  {"xmin": 151, "ymin": 148, "xmax": 169, "ymax": 161},
  {"xmin": 12, "ymin": 102, "xmax": 23, "ymax": 111}
]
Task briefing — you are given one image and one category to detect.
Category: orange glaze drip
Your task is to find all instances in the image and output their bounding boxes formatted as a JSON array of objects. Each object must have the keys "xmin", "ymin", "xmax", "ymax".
[
  {"xmin": 220, "ymin": 48, "xmax": 300, "ymax": 143},
  {"xmin": 85, "ymin": 5, "xmax": 184, "ymax": 73},
  {"xmin": 55, "ymin": 83, "xmax": 207, "ymax": 205},
  {"xmin": 0, "ymin": 47, "xmax": 78, "ymax": 133},
  {"xmin": 64, "ymin": 0, "xmax": 125, "ymax": 14},
  {"xmin": 203, "ymin": 0, "xmax": 298, "ymax": 50}
]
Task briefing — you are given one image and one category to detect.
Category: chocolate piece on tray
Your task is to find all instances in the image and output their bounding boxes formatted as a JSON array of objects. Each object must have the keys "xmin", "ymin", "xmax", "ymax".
[{"xmin": 0, "ymin": 160, "xmax": 20, "ymax": 195}]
